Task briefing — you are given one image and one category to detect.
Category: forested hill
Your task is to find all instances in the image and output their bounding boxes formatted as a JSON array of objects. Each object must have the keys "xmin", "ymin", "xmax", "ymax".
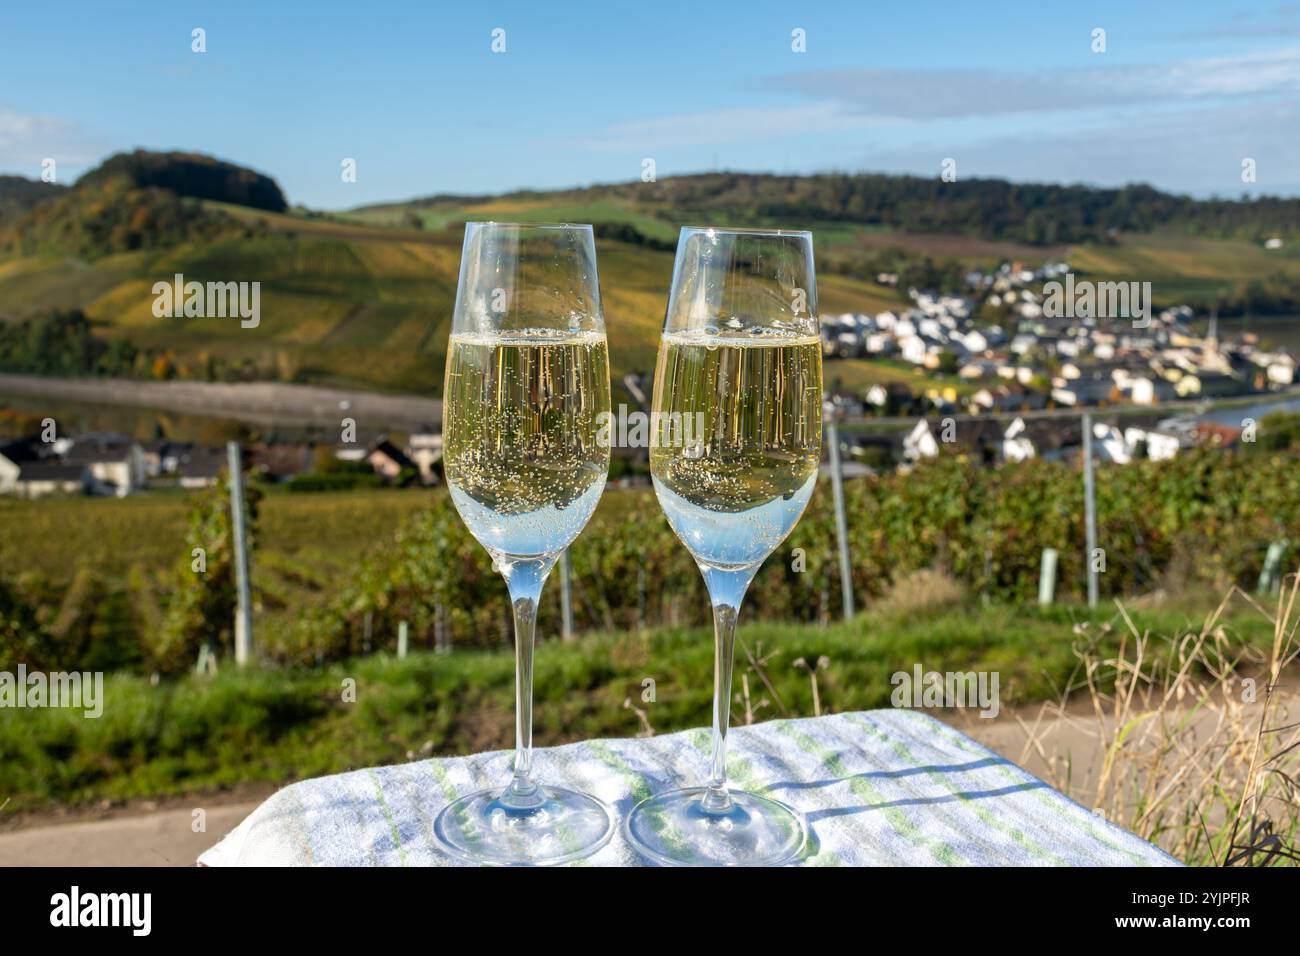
[
  {"xmin": 1, "ymin": 150, "xmax": 1297, "ymax": 396},
  {"xmin": 365, "ymin": 172, "xmax": 1300, "ymax": 245},
  {"xmin": 0, "ymin": 150, "xmax": 285, "ymax": 260},
  {"xmin": 77, "ymin": 150, "xmax": 287, "ymax": 213},
  {"xmin": 0, "ymin": 175, "xmax": 67, "ymax": 220}
]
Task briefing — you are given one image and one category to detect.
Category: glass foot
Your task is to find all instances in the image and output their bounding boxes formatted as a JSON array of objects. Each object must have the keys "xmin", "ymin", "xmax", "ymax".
[
  {"xmin": 433, "ymin": 785, "xmax": 614, "ymax": 866},
  {"xmin": 625, "ymin": 787, "xmax": 808, "ymax": 866}
]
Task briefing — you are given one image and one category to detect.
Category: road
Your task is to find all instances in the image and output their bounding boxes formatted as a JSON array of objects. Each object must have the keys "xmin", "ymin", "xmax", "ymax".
[
  {"xmin": 838, "ymin": 383, "xmax": 1300, "ymax": 430},
  {"xmin": 3, "ymin": 372, "xmax": 1294, "ymax": 435},
  {"xmin": 0, "ymin": 373, "xmax": 442, "ymax": 431}
]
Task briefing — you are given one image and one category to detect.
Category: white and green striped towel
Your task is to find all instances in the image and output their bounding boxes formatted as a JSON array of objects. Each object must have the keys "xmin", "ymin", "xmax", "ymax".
[{"xmin": 198, "ymin": 709, "xmax": 1179, "ymax": 866}]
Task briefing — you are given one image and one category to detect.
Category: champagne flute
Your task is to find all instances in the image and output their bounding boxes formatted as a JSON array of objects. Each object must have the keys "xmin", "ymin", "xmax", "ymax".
[
  {"xmin": 626, "ymin": 227, "xmax": 823, "ymax": 866},
  {"xmin": 434, "ymin": 222, "xmax": 614, "ymax": 865}
]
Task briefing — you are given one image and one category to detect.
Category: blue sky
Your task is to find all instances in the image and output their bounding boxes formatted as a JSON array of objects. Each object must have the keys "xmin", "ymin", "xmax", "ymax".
[{"xmin": 2, "ymin": 0, "xmax": 1298, "ymax": 208}]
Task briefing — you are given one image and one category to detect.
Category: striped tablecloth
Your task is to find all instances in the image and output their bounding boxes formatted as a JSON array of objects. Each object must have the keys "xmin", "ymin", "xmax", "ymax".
[{"xmin": 198, "ymin": 709, "xmax": 1179, "ymax": 866}]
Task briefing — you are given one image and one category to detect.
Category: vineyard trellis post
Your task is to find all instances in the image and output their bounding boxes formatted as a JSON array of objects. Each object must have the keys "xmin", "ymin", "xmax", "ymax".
[
  {"xmin": 826, "ymin": 415, "xmax": 855, "ymax": 620},
  {"xmin": 636, "ymin": 565, "xmax": 646, "ymax": 631},
  {"xmin": 1082, "ymin": 414, "xmax": 1099, "ymax": 608},
  {"xmin": 559, "ymin": 549, "xmax": 574, "ymax": 641},
  {"xmin": 1259, "ymin": 540, "xmax": 1288, "ymax": 594},
  {"xmin": 1038, "ymin": 548, "xmax": 1058, "ymax": 605},
  {"xmin": 226, "ymin": 442, "xmax": 253, "ymax": 666},
  {"xmin": 435, "ymin": 602, "xmax": 450, "ymax": 654}
]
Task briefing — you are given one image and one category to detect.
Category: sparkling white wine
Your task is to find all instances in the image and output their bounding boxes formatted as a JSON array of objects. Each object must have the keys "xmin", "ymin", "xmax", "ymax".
[
  {"xmin": 650, "ymin": 330, "xmax": 823, "ymax": 569},
  {"xmin": 444, "ymin": 329, "xmax": 611, "ymax": 557}
]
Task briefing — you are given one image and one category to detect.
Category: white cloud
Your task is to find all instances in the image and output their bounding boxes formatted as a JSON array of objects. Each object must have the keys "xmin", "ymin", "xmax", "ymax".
[
  {"xmin": 0, "ymin": 105, "xmax": 102, "ymax": 174},
  {"xmin": 561, "ymin": 45, "xmax": 1300, "ymax": 196},
  {"xmin": 852, "ymin": 98, "xmax": 1300, "ymax": 196},
  {"xmin": 1170, "ymin": 4, "xmax": 1300, "ymax": 39},
  {"xmin": 578, "ymin": 101, "xmax": 899, "ymax": 151},
  {"xmin": 767, "ymin": 46, "xmax": 1300, "ymax": 120}
]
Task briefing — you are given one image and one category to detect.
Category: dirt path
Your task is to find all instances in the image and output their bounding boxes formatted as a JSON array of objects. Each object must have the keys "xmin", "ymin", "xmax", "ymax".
[
  {"xmin": 0, "ymin": 802, "xmax": 259, "ymax": 867},
  {"xmin": 0, "ymin": 784, "xmax": 278, "ymax": 867}
]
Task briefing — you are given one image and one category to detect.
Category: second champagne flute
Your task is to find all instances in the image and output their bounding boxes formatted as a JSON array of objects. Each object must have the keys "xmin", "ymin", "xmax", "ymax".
[
  {"xmin": 434, "ymin": 222, "xmax": 614, "ymax": 865},
  {"xmin": 627, "ymin": 226, "xmax": 823, "ymax": 866}
]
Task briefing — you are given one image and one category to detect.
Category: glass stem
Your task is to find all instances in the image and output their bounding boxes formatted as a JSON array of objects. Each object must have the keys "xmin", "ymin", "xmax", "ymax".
[
  {"xmin": 699, "ymin": 564, "xmax": 759, "ymax": 814},
  {"xmin": 499, "ymin": 554, "xmax": 555, "ymax": 810}
]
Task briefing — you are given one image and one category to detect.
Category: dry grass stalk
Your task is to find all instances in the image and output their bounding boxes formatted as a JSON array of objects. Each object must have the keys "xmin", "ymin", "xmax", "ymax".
[
  {"xmin": 1021, "ymin": 574, "xmax": 1300, "ymax": 865},
  {"xmin": 735, "ymin": 639, "xmax": 784, "ymax": 724},
  {"xmin": 622, "ymin": 698, "xmax": 655, "ymax": 738},
  {"xmin": 794, "ymin": 656, "xmax": 831, "ymax": 717},
  {"xmin": 874, "ymin": 568, "xmax": 965, "ymax": 617}
]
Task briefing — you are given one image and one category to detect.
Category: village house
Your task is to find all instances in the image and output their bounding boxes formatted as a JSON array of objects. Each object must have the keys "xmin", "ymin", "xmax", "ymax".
[
  {"xmin": 1090, "ymin": 421, "xmax": 1135, "ymax": 463},
  {"xmin": 899, "ymin": 335, "xmax": 928, "ymax": 366},
  {"xmin": 1192, "ymin": 421, "xmax": 1243, "ymax": 449},
  {"xmin": 902, "ymin": 420, "xmax": 940, "ymax": 462},
  {"xmin": 819, "ymin": 258, "xmax": 1293, "ymax": 424},
  {"xmin": 1, "ymin": 434, "xmax": 143, "ymax": 498},
  {"xmin": 1002, "ymin": 417, "xmax": 1034, "ymax": 462},
  {"xmin": 1173, "ymin": 370, "xmax": 1247, "ymax": 399},
  {"xmin": 1123, "ymin": 426, "xmax": 1184, "ymax": 461},
  {"xmin": 249, "ymin": 443, "xmax": 314, "ymax": 483},
  {"xmin": 176, "ymin": 446, "xmax": 229, "ymax": 489},
  {"xmin": 1121, "ymin": 374, "xmax": 1177, "ymax": 405},
  {"xmin": 0, "ymin": 439, "xmax": 90, "ymax": 498},
  {"xmin": 403, "ymin": 429, "xmax": 444, "ymax": 486},
  {"xmin": 366, "ymin": 438, "xmax": 415, "ymax": 482},
  {"xmin": 959, "ymin": 358, "xmax": 1002, "ymax": 380},
  {"xmin": 53, "ymin": 433, "xmax": 145, "ymax": 497},
  {"xmin": 0, "ymin": 439, "xmax": 35, "ymax": 494},
  {"xmin": 142, "ymin": 440, "xmax": 195, "ymax": 478},
  {"xmin": 13, "ymin": 461, "xmax": 89, "ymax": 497},
  {"xmin": 924, "ymin": 386, "xmax": 959, "ymax": 411},
  {"xmin": 1052, "ymin": 380, "xmax": 1111, "ymax": 406},
  {"xmin": 1245, "ymin": 351, "xmax": 1296, "ymax": 386}
]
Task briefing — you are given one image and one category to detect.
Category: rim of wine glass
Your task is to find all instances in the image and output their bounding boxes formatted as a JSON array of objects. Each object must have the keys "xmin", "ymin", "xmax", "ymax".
[
  {"xmin": 464, "ymin": 220, "xmax": 593, "ymax": 232},
  {"xmin": 680, "ymin": 225, "xmax": 812, "ymax": 238}
]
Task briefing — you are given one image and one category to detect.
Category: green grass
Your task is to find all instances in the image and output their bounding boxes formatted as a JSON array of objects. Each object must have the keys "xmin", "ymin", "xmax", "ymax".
[
  {"xmin": 0, "ymin": 597, "xmax": 1276, "ymax": 810},
  {"xmin": 1193, "ymin": 313, "xmax": 1300, "ymax": 350},
  {"xmin": 340, "ymin": 195, "xmax": 681, "ymax": 243},
  {"xmin": 1068, "ymin": 232, "xmax": 1300, "ymax": 304}
]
